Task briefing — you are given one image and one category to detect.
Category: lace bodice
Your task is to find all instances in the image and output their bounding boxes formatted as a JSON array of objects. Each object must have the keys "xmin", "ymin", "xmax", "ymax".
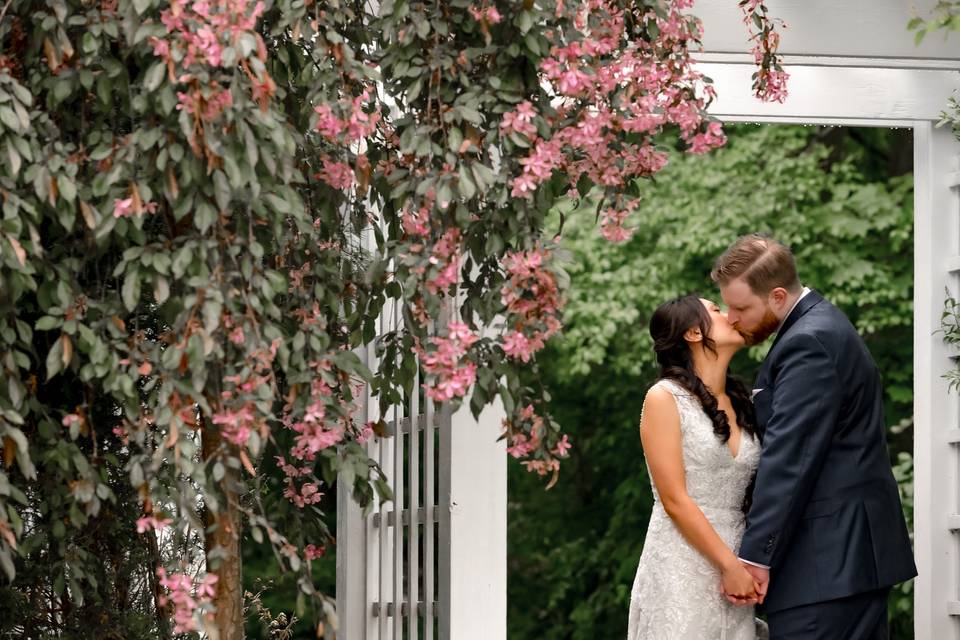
[
  {"xmin": 646, "ymin": 379, "xmax": 759, "ymax": 514},
  {"xmin": 627, "ymin": 378, "xmax": 763, "ymax": 640}
]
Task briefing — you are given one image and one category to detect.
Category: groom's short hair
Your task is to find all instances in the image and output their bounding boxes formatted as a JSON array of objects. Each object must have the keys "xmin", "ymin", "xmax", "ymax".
[{"xmin": 711, "ymin": 233, "xmax": 802, "ymax": 296}]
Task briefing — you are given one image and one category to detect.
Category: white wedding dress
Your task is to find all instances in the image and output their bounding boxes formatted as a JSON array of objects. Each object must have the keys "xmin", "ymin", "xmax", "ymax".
[{"xmin": 628, "ymin": 378, "xmax": 762, "ymax": 640}]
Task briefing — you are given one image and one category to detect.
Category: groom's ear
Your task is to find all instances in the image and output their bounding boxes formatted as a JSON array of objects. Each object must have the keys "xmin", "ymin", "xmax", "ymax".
[{"xmin": 769, "ymin": 287, "xmax": 788, "ymax": 307}]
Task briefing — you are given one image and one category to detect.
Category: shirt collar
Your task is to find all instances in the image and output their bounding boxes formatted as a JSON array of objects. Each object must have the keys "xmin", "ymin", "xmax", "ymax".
[{"xmin": 776, "ymin": 287, "xmax": 811, "ymax": 335}]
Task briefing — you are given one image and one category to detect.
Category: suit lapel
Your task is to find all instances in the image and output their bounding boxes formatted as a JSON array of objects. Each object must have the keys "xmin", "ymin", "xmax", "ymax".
[
  {"xmin": 753, "ymin": 291, "xmax": 825, "ymax": 440},
  {"xmin": 768, "ymin": 290, "xmax": 824, "ymax": 352}
]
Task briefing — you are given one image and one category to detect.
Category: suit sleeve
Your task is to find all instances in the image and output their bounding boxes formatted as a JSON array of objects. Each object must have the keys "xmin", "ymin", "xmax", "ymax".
[{"xmin": 739, "ymin": 332, "xmax": 842, "ymax": 569}]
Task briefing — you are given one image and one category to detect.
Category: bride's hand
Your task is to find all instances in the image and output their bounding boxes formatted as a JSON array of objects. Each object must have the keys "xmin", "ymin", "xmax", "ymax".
[{"xmin": 720, "ymin": 561, "xmax": 759, "ymax": 606}]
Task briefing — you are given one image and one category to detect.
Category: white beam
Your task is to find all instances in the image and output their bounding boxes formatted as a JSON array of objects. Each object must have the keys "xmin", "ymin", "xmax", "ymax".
[
  {"xmin": 697, "ymin": 0, "xmax": 960, "ymax": 61},
  {"xmin": 696, "ymin": 52, "xmax": 960, "ymax": 71},
  {"xmin": 703, "ymin": 63, "xmax": 960, "ymax": 123},
  {"xmin": 439, "ymin": 398, "xmax": 507, "ymax": 640}
]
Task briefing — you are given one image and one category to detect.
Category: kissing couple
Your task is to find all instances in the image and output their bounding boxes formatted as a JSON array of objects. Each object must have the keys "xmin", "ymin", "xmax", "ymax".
[{"xmin": 627, "ymin": 234, "xmax": 917, "ymax": 640}]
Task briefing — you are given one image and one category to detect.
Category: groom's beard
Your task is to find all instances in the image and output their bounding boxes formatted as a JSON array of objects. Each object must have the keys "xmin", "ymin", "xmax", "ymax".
[{"xmin": 738, "ymin": 308, "xmax": 780, "ymax": 346}]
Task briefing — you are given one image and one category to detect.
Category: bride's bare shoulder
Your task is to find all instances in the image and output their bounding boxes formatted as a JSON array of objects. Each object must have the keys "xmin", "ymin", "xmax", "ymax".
[{"xmin": 641, "ymin": 382, "xmax": 680, "ymax": 426}]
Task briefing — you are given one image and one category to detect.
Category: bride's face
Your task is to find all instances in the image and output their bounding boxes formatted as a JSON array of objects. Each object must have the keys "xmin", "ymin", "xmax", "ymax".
[{"xmin": 699, "ymin": 298, "xmax": 746, "ymax": 348}]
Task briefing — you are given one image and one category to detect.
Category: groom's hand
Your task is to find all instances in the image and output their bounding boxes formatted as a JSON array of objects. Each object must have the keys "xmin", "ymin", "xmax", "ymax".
[{"xmin": 741, "ymin": 562, "xmax": 770, "ymax": 604}]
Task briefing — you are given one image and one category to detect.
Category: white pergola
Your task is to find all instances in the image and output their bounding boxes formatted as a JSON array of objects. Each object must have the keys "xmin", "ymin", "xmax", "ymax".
[{"xmin": 337, "ymin": 2, "xmax": 960, "ymax": 638}]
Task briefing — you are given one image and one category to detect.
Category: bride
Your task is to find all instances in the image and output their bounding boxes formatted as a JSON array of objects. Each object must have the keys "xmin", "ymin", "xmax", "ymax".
[{"xmin": 627, "ymin": 294, "xmax": 764, "ymax": 640}]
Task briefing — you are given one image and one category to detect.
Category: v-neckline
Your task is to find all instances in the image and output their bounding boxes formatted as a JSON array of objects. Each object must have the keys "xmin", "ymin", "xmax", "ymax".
[{"xmin": 726, "ymin": 428, "xmax": 743, "ymax": 460}]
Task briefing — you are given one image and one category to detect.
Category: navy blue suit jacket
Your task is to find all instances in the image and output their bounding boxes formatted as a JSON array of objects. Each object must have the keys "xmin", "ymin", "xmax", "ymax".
[{"xmin": 740, "ymin": 291, "xmax": 916, "ymax": 612}]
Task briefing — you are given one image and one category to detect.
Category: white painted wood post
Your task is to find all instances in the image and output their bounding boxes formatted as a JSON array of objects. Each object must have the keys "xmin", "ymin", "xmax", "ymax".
[
  {"xmin": 439, "ymin": 398, "xmax": 507, "ymax": 640},
  {"xmin": 914, "ymin": 120, "xmax": 960, "ymax": 640}
]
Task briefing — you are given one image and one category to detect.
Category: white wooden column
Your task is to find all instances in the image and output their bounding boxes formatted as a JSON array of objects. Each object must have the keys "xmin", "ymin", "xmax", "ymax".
[
  {"xmin": 915, "ymin": 121, "xmax": 960, "ymax": 640},
  {"xmin": 439, "ymin": 398, "xmax": 507, "ymax": 640}
]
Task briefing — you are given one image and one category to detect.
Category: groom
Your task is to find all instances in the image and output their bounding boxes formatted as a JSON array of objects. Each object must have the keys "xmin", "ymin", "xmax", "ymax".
[{"xmin": 713, "ymin": 234, "xmax": 916, "ymax": 639}]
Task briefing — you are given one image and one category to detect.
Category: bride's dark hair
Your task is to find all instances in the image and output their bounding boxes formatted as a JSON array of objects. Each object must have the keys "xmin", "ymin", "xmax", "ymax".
[{"xmin": 649, "ymin": 294, "xmax": 759, "ymax": 510}]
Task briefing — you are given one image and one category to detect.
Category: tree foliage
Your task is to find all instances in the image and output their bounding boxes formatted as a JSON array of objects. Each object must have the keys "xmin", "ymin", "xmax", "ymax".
[{"xmin": 0, "ymin": 0, "xmax": 787, "ymax": 635}]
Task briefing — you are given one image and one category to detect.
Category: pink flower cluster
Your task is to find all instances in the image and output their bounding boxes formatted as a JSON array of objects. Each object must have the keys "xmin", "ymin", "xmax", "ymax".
[
  {"xmin": 501, "ymin": 405, "xmax": 571, "ymax": 476},
  {"xmin": 211, "ymin": 401, "xmax": 260, "ymax": 446},
  {"xmin": 304, "ymin": 543, "xmax": 326, "ymax": 560},
  {"xmin": 599, "ymin": 205, "xmax": 634, "ymax": 243},
  {"xmin": 419, "ymin": 322, "xmax": 479, "ymax": 401},
  {"xmin": 313, "ymin": 89, "xmax": 382, "ymax": 145},
  {"xmin": 500, "ymin": 101, "xmax": 538, "ymax": 139},
  {"xmin": 284, "ymin": 378, "xmax": 346, "ymax": 463},
  {"xmin": 499, "ymin": 247, "xmax": 563, "ymax": 363},
  {"xmin": 507, "ymin": 0, "xmax": 731, "ymax": 204},
  {"xmin": 315, "ymin": 158, "xmax": 355, "ymax": 190},
  {"xmin": 157, "ymin": 568, "xmax": 218, "ymax": 634},
  {"xmin": 136, "ymin": 514, "xmax": 173, "ymax": 533},
  {"xmin": 468, "ymin": 4, "xmax": 502, "ymax": 24},
  {"xmin": 113, "ymin": 197, "xmax": 159, "ymax": 218},
  {"xmin": 425, "ymin": 228, "xmax": 461, "ymax": 294},
  {"xmin": 402, "ymin": 202, "xmax": 432, "ymax": 237},
  {"xmin": 283, "ymin": 481, "xmax": 323, "ymax": 508},
  {"xmin": 176, "ymin": 86, "xmax": 233, "ymax": 122},
  {"xmin": 154, "ymin": 0, "xmax": 265, "ymax": 70},
  {"xmin": 739, "ymin": 0, "xmax": 790, "ymax": 103}
]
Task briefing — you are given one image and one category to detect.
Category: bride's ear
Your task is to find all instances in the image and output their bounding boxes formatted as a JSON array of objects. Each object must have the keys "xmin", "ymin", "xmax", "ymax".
[{"xmin": 684, "ymin": 327, "xmax": 703, "ymax": 344}]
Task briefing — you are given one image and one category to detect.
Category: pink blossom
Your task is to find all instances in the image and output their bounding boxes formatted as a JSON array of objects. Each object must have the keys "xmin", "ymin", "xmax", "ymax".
[
  {"xmin": 500, "ymin": 101, "xmax": 538, "ymax": 139},
  {"xmin": 316, "ymin": 159, "xmax": 354, "ymax": 190},
  {"xmin": 553, "ymin": 434, "xmax": 572, "ymax": 457},
  {"xmin": 228, "ymin": 326, "xmax": 245, "ymax": 344},
  {"xmin": 289, "ymin": 421, "xmax": 344, "ymax": 461},
  {"xmin": 62, "ymin": 413, "xmax": 81, "ymax": 428},
  {"xmin": 212, "ymin": 402, "xmax": 258, "ymax": 446},
  {"xmin": 501, "ymin": 331, "xmax": 538, "ymax": 363},
  {"xmin": 687, "ymin": 121, "xmax": 727, "ymax": 154},
  {"xmin": 136, "ymin": 515, "xmax": 173, "ymax": 534},
  {"xmin": 419, "ymin": 320, "xmax": 481, "ymax": 401},
  {"xmin": 403, "ymin": 205, "xmax": 431, "ymax": 236},
  {"xmin": 510, "ymin": 173, "xmax": 538, "ymax": 198},
  {"xmin": 506, "ymin": 433, "xmax": 535, "ymax": 458},
  {"xmin": 314, "ymin": 104, "xmax": 345, "ymax": 139},
  {"xmin": 284, "ymin": 481, "xmax": 323, "ymax": 508},
  {"xmin": 157, "ymin": 569, "xmax": 218, "ymax": 634},
  {"xmin": 521, "ymin": 458, "xmax": 561, "ymax": 476},
  {"xmin": 430, "ymin": 362, "xmax": 477, "ymax": 401},
  {"xmin": 357, "ymin": 422, "xmax": 375, "ymax": 444},
  {"xmin": 468, "ymin": 4, "xmax": 502, "ymax": 24},
  {"xmin": 304, "ymin": 544, "xmax": 326, "ymax": 560},
  {"xmin": 113, "ymin": 198, "xmax": 135, "ymax": 218},
  {"xmin": 599, "ymin": 207, "xmax": 634, "ymax": 243}
]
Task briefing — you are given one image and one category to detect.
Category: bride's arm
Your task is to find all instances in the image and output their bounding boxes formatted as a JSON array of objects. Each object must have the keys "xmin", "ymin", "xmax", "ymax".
[{"xmin": 640, "ymin": 387, "xmax": 756, "ymax": 599}]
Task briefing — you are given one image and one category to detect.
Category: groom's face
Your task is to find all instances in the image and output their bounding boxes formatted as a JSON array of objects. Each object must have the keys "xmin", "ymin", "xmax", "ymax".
[{"xmin": 719, "ymin": 278, "xmax": 780, "ymax": 346}]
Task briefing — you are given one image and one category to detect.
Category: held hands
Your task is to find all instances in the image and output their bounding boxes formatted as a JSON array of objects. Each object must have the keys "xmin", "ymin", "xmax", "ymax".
[
  {"xmin": 741, "ymin": 562, "xmax": 769, "ymax": 604},
  {"xmin": 720, "ymin": 560, "xmax": 767, "ymax": 606}
]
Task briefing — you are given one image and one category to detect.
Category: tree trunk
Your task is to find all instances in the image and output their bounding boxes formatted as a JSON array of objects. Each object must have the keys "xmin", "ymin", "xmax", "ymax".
[{"xmin": 202, "ymin": 425, "xmax": 244, "ymax": 640}]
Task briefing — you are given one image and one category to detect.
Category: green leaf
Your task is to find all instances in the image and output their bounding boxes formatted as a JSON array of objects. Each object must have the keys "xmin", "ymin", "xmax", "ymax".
[
  {"xmin": 195, "ymin": 201, "xmax": 217, "ymax": 233},
  {"xmin": 458, "ymin": 164, "xmax": 476, "ymax": 200},
  {"xmin": 59, "ymin": 175, "xmax": 77, "ymax": 202},
  {"xmin": 0, "ymin": 106, "xmax": 20, "ymax": 133},
  {"xmin": 153, "ymin": 275, "xmax": 170, "ymax": 305},
  {"xmin": 144, "ymin": 61, "xmax": 165, "ymax": 92},
  {"xmin": 122, "ymin": 269, "xmax": 141, "ymax": 312},
  {"xmin": 213, "ymin": 170, "xmax": 231, "ymax": 211},
  {"xmin": 45, "ymin": 337, "xmax": 64, "ymax": 380}
]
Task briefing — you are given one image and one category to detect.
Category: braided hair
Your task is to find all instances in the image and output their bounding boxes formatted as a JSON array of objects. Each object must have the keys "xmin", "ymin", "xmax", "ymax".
[{"xmin": 649, "ymin": 294, "xmax": 759, "ymax": 512}]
